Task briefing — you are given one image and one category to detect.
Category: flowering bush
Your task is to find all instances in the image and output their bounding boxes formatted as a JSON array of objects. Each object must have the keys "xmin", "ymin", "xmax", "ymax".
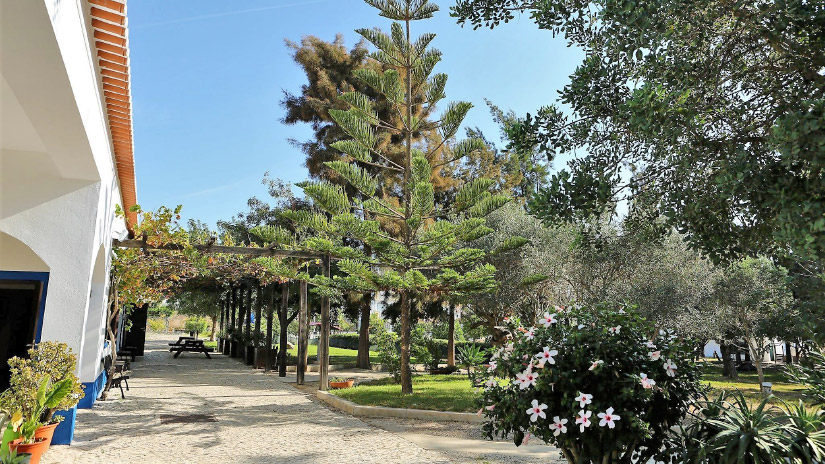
[{"xmin": 473, "ymin": 304, "xmax": 703, "ymax": 464}]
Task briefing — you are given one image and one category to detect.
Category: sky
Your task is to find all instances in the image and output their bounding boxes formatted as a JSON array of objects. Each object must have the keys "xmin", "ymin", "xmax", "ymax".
[{"xmin": 129, "ymin": 0, "xmax": 583, "ymax": 228}]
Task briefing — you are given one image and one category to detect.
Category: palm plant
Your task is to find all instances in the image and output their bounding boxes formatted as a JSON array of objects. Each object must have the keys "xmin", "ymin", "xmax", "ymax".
[{"xmin": 782, "ymin": 400, "xmax": 825, "ymax": 463}]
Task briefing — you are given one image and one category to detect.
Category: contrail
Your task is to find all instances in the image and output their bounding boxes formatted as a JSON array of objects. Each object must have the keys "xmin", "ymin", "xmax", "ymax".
[{"xmin": 133, "ymin": 1, "xmax": 328, "ymax": 29}]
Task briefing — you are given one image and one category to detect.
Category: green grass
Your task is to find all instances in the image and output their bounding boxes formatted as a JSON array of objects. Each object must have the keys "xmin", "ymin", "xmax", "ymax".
[
  {"xmin": 701, "ymin": 362, "xmax": 807, "ymax": 406},
  {"xmin": 287, "ymin": 344, "xmax": 379, "ymax": 365},
  {"xmin": 332, "ymin": 374, "xmax": 477, "ymax": 412}
]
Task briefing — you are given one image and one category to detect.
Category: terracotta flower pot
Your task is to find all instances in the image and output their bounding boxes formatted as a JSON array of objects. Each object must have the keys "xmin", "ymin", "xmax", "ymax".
[
  {"xmin": 10, "ymin": 437, "xmax": 49, "ymax": 464},
  {"xmin": 329, "ymin": 379, "xmax": 355, "ymax": 389},
  {"xmin": 34, "ymin": 421, "xmax": 59, "ymax": 449}
]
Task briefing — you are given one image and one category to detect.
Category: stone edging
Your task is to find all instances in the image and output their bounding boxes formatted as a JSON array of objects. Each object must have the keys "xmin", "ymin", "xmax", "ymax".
[{"xmin": 316, "ymin": 390, "xmax": 483, "ymax": 423}]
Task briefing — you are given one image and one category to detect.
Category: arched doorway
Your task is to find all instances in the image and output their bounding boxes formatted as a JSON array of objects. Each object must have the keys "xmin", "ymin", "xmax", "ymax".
[{"xmin": 0, "ymin": 232, "xmax": 50, "ymax": 390}]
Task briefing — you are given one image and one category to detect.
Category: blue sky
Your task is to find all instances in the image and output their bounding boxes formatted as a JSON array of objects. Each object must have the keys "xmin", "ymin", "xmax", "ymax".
[{"xmin": 129, "ymin": 0, "xmax": 583, "ymax": 227}]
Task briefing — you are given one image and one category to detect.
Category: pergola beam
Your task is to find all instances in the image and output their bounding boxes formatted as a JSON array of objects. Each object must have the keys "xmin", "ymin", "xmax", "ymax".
[{"xmin": 113, "ymin": 239, "xmax": 324, "ymax": 260}]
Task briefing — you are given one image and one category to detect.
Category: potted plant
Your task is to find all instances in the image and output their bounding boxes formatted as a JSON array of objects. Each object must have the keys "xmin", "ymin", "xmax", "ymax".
[
  {"xmin": 1, "ymin": 412, "xmax": 31, "ymax": 464},
  {"xmin": 0, "ymin": 342, "xmax": 84, "ymax": 452},
  {"xmin": 3, "ymin": 376, "xmax": 73, "ymax": 464},
  {"xmin": 329, "ymin": 377, "xmax": 355, "ymax": 389}
]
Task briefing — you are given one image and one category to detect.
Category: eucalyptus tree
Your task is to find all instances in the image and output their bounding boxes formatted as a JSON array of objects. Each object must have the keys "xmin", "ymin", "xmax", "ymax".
[{"xmin": 287, "ymin": 0, "xmax": 522, "ymax": 393}]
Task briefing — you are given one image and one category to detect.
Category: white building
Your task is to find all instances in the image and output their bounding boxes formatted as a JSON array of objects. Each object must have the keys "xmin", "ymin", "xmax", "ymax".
[{"xmin": 1, "ymin": 0, "xmax": 137, "ymax": 444}]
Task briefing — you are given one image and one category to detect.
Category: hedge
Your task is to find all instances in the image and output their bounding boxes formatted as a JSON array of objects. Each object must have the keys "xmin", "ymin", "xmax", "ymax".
[{"xmin": 330, "ymin": 333, "xmax": 367, "ymax": 350}]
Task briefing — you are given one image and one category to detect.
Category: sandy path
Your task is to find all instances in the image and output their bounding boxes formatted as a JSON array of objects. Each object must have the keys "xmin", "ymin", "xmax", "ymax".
[{"xmin": 43, "ymin": 335, "xmax": 447, "ymax": 464}]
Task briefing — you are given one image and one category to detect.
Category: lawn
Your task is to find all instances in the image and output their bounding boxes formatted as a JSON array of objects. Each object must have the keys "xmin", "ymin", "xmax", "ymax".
[
  {"xmin": 331, "ymin": 374, "xmax": 477, "ymax": 413},
  {"xmin": 701, "ymin": 361, "xmax": 807, "ymax": 406},
  {"xmin": 287, "ymin": 344, "xmax": 379, "ymax": 365}
]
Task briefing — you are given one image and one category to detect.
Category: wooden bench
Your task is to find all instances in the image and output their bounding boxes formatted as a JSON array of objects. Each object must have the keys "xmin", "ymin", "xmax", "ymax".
[
  {"xmin": 168, "ymin": 336, "xmax": 195, "ymax": 347},
  {"xmin": 169, "ymin": 339, "xmax": 214, "ymax": 359}
]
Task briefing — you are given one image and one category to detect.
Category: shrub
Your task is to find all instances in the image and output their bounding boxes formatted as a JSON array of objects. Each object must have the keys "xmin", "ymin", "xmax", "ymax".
[
  {"xmin": 329, "ymin": 333, "xmax": 370, "ymax": 351},
  {"xmin": 184, "ymin": 317, "xmax": 208, "ymax": 335},
  {"xmin": 375, "ymin": 332, "xmax": 401, "ymax": 383},
  {"xmin": 147, "ymin": 318, "xmax": 166, "ymax": 332},
  {"xmin": 787, "ymin": 350, "xmax": 825, "ymax": 406},
  {"xmin": 673, "ymin": 391, "xmax": 825, "ymax": 463},
  {"xmin": 0, "ymin": 342, "xmax": 85, "ymax": 425},
  {"xmin": 474, "ymin": 304, "xmax": 703, "ymax": 464},
  {"xmin": 458, "ymin": 343, "xmax": 486, "ymax": 379}
]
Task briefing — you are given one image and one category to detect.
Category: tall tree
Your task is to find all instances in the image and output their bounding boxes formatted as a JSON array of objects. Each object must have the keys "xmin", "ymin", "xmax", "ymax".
[
  {"xmin": 288, "ymin": 0, "xmax": 522, "ymax": 393},
  {"xmin": 452, "ymin": 0, "xmax": 825, "ymax": 263}
]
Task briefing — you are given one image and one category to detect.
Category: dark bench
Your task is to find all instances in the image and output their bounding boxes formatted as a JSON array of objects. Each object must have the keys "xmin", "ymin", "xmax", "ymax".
[
  {"xmin": 169, "ymin": 339, "xmax": 214, "ymax": 359},
  {"xmin": 168, "ymin": 336, "xmax": 195, "ymax": 347}
]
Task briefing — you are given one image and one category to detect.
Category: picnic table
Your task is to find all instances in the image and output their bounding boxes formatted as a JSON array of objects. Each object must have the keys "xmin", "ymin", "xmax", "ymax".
[{"xmin": 169, "ymin": 338, "xmax": 214, "ymax": 359}]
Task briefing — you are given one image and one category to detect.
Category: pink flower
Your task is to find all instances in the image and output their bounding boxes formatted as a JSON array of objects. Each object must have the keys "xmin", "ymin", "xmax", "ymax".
[
  {"xmin": 664, "ymin": 359, "xmax": 677, "ymax": 377},
  {"xmin": 515, "ymin": 368, "xmax": 537, "ymax": 390},
  {"xmin": 574, "ymin": 392, "xmax": 593, "ymax": 408},
  {"xmin": 485, "ymin": 405, "xmax": 495, "ymax": 411},
  {"xmin": 540, "ymin": 312, "xmax": 558, "ymax": 328},
  {"xmin": 589, "ymin": 360, "xmax": 604, "ymax": 371},
  {"xmin": 649, "ymin": 350, "xmax": 661, "ymax": 361},
  {"xmin": 485, "ymin": 378, "xmax": 497, "ymax": 389},
  {"xmin": 535, "ymin": 346, "xmax": 558, "ymax": 367},
  {"xmin": 551, "ymin": 416, "xmax": 568, "ymax": 436},
  {"xmin": 554, "ymin": 305, "xmax": 565, "ymax": 312},
  {"xmin": 526, "ymin": 399, "xmax": 547, "ymax": 422},
  {"xmin": 608, "ymin": 325, "xmax": 621, "ymax": 335},
  {"xmin": 645, "ymin": 341, "xmax": 657, "ymax": 349},
  {"xmin": 524, "ymin": 327, "xmax": 536, "ymax": 340},
  {"xmin": 640, "ymin": 373, "xmax": 656, "ymax": 389},
  {"xmin": 576, "ymin": 410, "xmax": 592, "ymax": 432},
  {"xmin": 597, "ymin": 407, "xmax": 621, "ymax": 429},
  {"xmin": 487, "ymin": 361, "xmax": 497, "ymax": 372}
]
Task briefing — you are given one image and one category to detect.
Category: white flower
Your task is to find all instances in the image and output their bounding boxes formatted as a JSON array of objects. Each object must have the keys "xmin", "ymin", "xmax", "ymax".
[
  {"xmin": 551, "ymin": 416, "xmax": 568, "ymax": 436},
  {"xmin": 577, "ymin": 324, "xmax": 586, "ymax": 329},
  {"xmin": 576, "ymin": 410, "xmax": 592, "ymax": 432},
  {"xmin": 664, "ymin": 359, "xmax": 677, "ymax": 377},
  {"xmin": 608, "ymin": 325, "xmax": 621, "ymax": 335},
  {"xmin": 640, "ymin": 373, "xmax": 656, "ymax": 389},
  {"xmin": 540, "ymin": 312, "xmax": 558, "ymax": 327},
  {"xmin": 524, "ymin": 327, "xmax": 536, "ymax": 340},
  {"xmin": 535, "ymin": 346, "xmax": 558, "ymax": 367},
  {"xmin": 485, "ymin": 378, "xmax": 497, "ymax": 389},
  {"xmin": 574, "ymin": 392, "xmax": 593, "ymax": 408},
  {"xmin": 589, "ymin": 360, "xmax": 604, "ymax": 371},
  {"xmin": 555, "ymin": 305, "xmax": 566, "ymax": 312},
  {"xmin": 515, "ymin": 368, "xmax": 537, "ymax": 390},
  {"xmin": 649, "ymin": 350, "xmax": 661, "ymax": 361},
  {"xmin": 526, "ymin": 399, "xmax": 547, "ymax": 422},
  {"xmin": 597, "ymin": 407, "xmax": 621, "ymax": 429},
  {"xmin": 487, "ymin": 360, "xmax": 497, "ymax": 372},
  {"xmin": 618, "ymin": 309, "xmax": 626, "ymax": 314},
  {"xmin": 645, "ymin": 341, "xmax": 657, "ymax": 349}
]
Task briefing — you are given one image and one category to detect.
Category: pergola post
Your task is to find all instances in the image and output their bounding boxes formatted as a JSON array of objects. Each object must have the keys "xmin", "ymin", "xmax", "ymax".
[
  {"xmin": 254, "ymin": 285, "xmax": 262, "ymax": 365},
  {"xmin": 231, "ymin": 286, "xmax": 238, "ymax": 335},
  {"xmin": 265, "ymin": 284, "xmax": 274, "ymax": 373},
  {"xmin": 297, "ymin": 280, "xmax": 309, "ymax": 385},
  {"xmin": 318, "ymin": 255, "xmax": 331, "ymax": 391},
  {"xmin": 244, "ymin": 283, "xmax": 252, "ymax": 342},
  {"xmin": 278, "ymin": 281, "xmax": 289, "ymax": 377}
]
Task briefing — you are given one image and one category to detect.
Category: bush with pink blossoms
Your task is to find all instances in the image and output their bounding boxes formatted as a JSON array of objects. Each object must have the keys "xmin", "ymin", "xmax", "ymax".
[{"xmin": 473, "ymin": 303, "xmax": 703, "ymax": 464}]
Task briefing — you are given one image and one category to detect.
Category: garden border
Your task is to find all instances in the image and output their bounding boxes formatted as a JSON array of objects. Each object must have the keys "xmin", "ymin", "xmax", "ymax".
[{"xmin": 316, "ymin": 390, "xmax": 483, "ymax": 423}]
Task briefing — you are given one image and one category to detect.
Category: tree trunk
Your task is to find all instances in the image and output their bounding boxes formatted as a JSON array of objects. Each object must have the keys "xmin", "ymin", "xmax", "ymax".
[
  {"xmin": 447, "ymin": 304, "xmax": 456, "ymax": 367},
  {"xmin": 101, "ymin": 286, "xmax": 120, "ymax": 399},
  {"xmin": 278, "ymin": 282, "xmax": 289, "ymax": 377},
  {"xmin": 400, "ymin": 292, "xmax": 413, "ymax": 394},
  {"xmin": 357, "ymin": 295, "xmax": 371, "ymax": 369},
  {"xmin": 254, "ymin": 285, "xmax": 262, "ymax": 344},
  {"xmin": 265, "ymin": 285, "xmax": 275, "ymax": 373},
  {"xmin": 785, "ymin": 341, "xmax": 793, "ymax": 364},
  {"xmin": 721, "ymin": 343, "xmax": 738, "ymax": 379},
  {"xmin": 209, "ymin": 316, "xmax": 217, "ymax": 341},
  {"xmin": 318, "ymin": 255, "xmax": 331, "ymax": 390},
  {"xmin": 297, "ymin": 280, "xmax": 309, "ymax": 384},
  {"xmin": 747, "ymin": 337, "xmax": 765, "ymax": 387}
]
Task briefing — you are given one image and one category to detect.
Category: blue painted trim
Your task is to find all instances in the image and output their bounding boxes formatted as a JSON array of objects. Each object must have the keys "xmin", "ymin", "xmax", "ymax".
[
  {"xmin": 77, "ymin": 370, "xmax": 106, "ymax": 409},
  {"xmin": 52, "ymin": 409, "xmax": 76, "ymax": 445},
  {"xmin": 0, "ymin": 270, "xmax": 49, "ymax": 342}
]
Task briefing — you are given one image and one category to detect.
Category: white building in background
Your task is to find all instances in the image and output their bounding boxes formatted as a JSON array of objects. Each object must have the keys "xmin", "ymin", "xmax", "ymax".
[{"xmin": 1, "ymin": 0, "xmax": 137, "ymax": 444}]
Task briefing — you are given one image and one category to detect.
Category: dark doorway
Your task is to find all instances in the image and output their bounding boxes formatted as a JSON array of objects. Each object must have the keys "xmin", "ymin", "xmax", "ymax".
[{"xmin": 0, "ymin": 281, "xmax": 42, "ymax": 390}]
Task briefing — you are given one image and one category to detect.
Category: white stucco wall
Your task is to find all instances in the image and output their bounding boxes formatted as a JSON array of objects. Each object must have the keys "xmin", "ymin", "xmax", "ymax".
[{"xmin": 0, "ymin": 0, "xmax": 131, "ymax": 386}]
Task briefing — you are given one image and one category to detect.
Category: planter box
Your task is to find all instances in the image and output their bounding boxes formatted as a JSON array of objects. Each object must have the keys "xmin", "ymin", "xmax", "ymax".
[
  {"xmin": 230, "ymin": 341, "xmax": 240, "ymax": 358},
  {"xmin": 245, "ymin": 345, "xmax": 255, "ymax": 365},
  {"xmin": 254, "ymin": 348, "xmax": 275, "ymax": 370}
]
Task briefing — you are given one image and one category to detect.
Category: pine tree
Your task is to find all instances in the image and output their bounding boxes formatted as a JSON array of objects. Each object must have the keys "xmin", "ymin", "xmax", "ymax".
[{"xmin": 286, "ymin": 0, "xmax": 524, "ymax": 393}]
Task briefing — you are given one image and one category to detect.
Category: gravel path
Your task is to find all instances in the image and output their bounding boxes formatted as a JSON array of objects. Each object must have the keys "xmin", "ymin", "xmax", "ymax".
[{"xmin": 43, "ymin": 335, "xmax": 448, "ymax": 464}]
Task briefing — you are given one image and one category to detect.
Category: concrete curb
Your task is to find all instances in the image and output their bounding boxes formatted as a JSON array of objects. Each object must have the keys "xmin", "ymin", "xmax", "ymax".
[
  {"xmin": 316, "ymin": 390, "xmax": 483, "ymax": 423},
  {"xmin": 286, "ymin": 363, "xmax": 387, "ymax": 373}
]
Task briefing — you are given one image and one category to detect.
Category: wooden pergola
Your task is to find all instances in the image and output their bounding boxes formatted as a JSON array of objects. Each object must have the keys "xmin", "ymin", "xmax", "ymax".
[{"xmin": 114, "ymin": 238, "xmax": 335, "ymax": 390}]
